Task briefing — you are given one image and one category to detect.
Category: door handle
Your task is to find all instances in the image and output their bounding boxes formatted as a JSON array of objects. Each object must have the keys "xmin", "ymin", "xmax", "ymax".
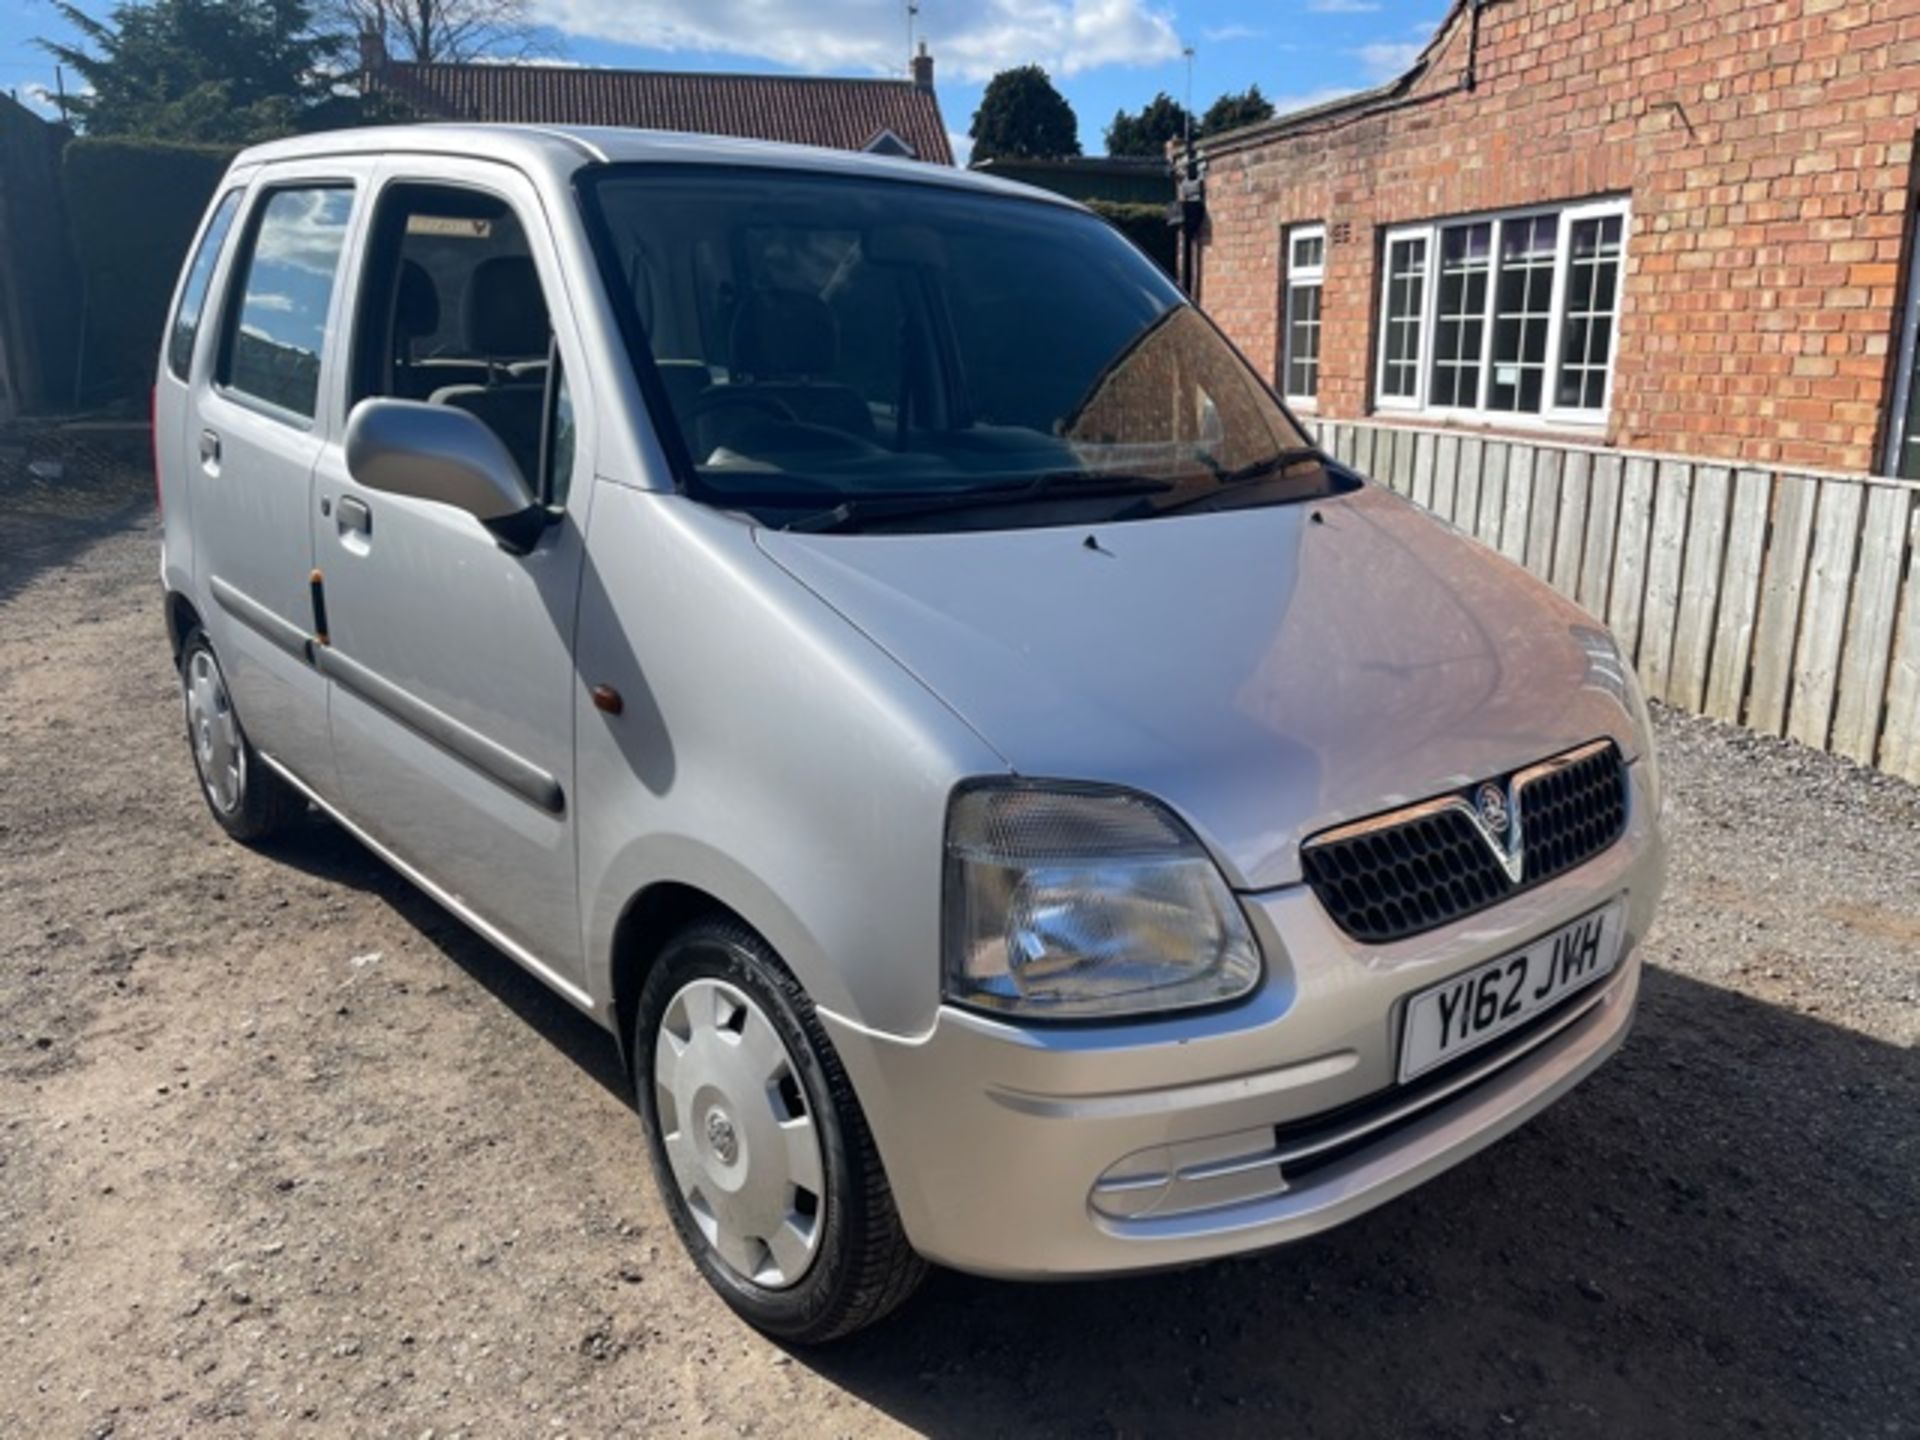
[
  {"xmin": 198, "ymin": 428, "xmax": 221, "ymax": 468},
  {"xmin": 336, "ymin": 494, "xmax": 372, "ymax": 537}
]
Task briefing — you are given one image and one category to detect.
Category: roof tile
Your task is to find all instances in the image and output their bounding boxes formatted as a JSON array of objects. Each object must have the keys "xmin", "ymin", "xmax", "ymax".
[{"xmin": 369, "ymin": 63, "xmax": 954, "ymax": 166}]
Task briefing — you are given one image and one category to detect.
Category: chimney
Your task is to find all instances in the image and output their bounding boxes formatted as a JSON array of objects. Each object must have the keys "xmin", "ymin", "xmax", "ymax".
[
  {"xmin": 911, "ymin": 41, "xmax": 933, "ymax": 92},
  {"xmin": 358, "ymin": 24, "xmax": 388, "ymax": 78}
]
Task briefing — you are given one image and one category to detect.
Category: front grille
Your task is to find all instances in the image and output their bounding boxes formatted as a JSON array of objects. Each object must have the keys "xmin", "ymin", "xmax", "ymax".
[{"xmin": 1301, "ymin": 739, "xmax": 1628, "ymax": 943}]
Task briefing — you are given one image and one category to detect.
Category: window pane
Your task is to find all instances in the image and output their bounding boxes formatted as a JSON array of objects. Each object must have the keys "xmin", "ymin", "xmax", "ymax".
[
  {"xmin": 168, "ymin": 191, "xmax": 242, "ymax": 380},
  {"xmin": 587, "ymin": 166, "xmax": 1322, "ymax": 519},
  {"xmin": 1285, "ymin": 279, "xmax": 1321, "ymax": 398},
  {"xmin": 226, "ymin": 188, "xmax": 353, "ymax": 418},
  {"xmin": 1292, "ymin": 233, "xmax": 1324, "ymax": 271},
  {"xmin": 1428, "ymin": 221, "xmax": 1490, "ymax": 408},
  {"xmin": 1554, "ymin": 213, "xmax": 1624, "ymax": 411},
  {"xmin": 1380, "ymin": 236, "xmax": 1426, "ymax": 400},
  {"xmin": 350, "ymin": 185, "xmax": 558, "ymax": 489},
  {"xmin": 1488, "ymin": 214, "xmax": 1557, "ymax": 414}
]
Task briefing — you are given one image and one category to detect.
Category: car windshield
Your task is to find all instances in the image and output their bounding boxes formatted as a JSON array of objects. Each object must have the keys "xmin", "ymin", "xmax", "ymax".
[{"xmin": 584, "ymin": 165, "xmax": 1350, "ymax": 531}]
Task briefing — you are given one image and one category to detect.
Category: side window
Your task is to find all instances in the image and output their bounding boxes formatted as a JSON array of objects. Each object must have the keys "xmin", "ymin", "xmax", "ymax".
[
  {"xmin": 167, "ymin": 189, "xmax": 242, "ymax": 380},
  {"xmin": 349, "ymin": 183, "xmax": 557, "ymax": 491},
  {"xmin": 222, "ymin": 187, "xmax": 354, "ymax": 419},
  {"xmin": 1378, "ymin": 232, "xmax": 1428, "ymax": 404},
  {"xmin": 1282, "ymin": 223, "xmax": 1325, "ymax": 404}
]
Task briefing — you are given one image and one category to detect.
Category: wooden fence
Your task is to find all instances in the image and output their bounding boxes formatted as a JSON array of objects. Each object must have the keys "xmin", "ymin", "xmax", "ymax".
[{"xmin": 1309, "ymin": 420, "xmax": 1920, "ymax": 784}]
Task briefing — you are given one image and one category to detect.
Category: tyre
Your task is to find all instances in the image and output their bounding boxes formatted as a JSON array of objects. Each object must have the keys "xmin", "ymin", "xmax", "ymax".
[
  {"xmin": 179, "ymin": 626, "xmax": 303, "ymax": 843},
  {"xmin": 634, "ymin": 917, "xmax": 927, "ymax": 1342}
]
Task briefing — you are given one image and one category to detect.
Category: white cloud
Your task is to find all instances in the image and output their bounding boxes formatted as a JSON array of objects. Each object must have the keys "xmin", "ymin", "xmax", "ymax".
[
  {"xmin": 254, "ymin": 190, "xmax": 354, "ymax": 273},
  {"xmin": 1308, "ymin": 0, "xmax": 1380, "ymax": 11},
  {"xmin": 533, "ymin": 0, "xmax": 1181, "ymax": 82},
  {"xmin": 248, "ymin": 293, "xmax": 298, "ymax": 312},
  {"xmin": 948, "ymin": 130, "xmax": 974, "ymax": 165},
  {"xmin": 1201, "ymin": 23, "xmax": 1263, "ymax": 41},
  {"xmin": 1264, "ymin": 85, "xmax": 1362, "ymax": 118},
  {"xmin": 1354, "ymin": 40, "xmax": 1424, "ymax": 79},
  {"xmin": 471, "ymin": 53, "xmax": 591, "ymax": 66},
  {"xmin": 21, "ymin": 78, "xmax": 91, "ymax": 120}
]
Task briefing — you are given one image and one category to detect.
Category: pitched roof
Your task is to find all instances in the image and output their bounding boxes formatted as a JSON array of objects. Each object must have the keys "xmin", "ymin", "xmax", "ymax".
[{"xmin": 367, "ymin": 62, "xmax": 954, "ymax": 166}]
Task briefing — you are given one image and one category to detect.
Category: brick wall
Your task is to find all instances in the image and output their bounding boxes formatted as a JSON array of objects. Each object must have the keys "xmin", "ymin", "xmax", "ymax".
[{"xmin": 1196, "ymin": 0, "xmax": 1920, "ymax": 473}]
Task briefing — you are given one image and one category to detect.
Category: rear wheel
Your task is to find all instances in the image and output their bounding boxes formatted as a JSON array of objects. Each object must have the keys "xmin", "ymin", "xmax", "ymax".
[
  {"xmin": 179, "ymin": 627, "xmax": 302, "ymax": 842},
  {"xmin": 634, "ymin": 917, "xmax": 926, "ymax": 1342}
]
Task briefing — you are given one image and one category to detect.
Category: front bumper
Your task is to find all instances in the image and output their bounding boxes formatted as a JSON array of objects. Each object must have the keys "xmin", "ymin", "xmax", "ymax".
[{"xmin": 821, "ymin": 762, "xmax": 1665, "ymax": 1279}]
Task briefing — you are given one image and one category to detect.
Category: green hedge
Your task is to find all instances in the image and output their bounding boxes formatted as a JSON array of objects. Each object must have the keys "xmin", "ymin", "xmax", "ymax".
[
  {"xmin": 64, "ymin": 137, "xmax": 237, "ymax": 400},
  {"xmin": 1086, "ymin": 199, "xmax": 1178, "ymax": 278}
]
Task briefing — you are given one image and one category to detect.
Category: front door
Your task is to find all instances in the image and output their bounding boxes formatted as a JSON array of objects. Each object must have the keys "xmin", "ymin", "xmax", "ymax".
[
  {"xmin": 194, "ymin": 172, "xmax": 368, "ymax": 795},
  {"xmin": 312, "ymin": 161, "xmax": 592, "ymax": 993}
]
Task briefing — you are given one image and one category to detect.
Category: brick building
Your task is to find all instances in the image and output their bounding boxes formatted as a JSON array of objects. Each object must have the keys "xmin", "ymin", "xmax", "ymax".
[
  {"xmin": 360, "ymin": 35, "xmax": 954, "ymax": 165},
  {"xmin": 1192, "ymin": 0, "xmax": 1920, "ymax": 478}
]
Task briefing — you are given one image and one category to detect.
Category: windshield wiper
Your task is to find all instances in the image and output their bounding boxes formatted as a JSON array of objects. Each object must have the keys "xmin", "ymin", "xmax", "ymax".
[
  {"xmin": 781, "ymin": 473, "xmax": 1174, "ymax": 534},
  {"xmin": 1212, "ymin": 446, "xmax": 1326, "ymax": 484},
  {"xmin": 1133, "ymin": 447, "xmax": 1331, "ymax": 519}
]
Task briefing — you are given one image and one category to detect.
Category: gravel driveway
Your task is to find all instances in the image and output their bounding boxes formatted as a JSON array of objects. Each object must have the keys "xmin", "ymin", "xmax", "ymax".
[{"xmin": 2, "ymin": 456, "xmax": 1915, "ymax": 1439}]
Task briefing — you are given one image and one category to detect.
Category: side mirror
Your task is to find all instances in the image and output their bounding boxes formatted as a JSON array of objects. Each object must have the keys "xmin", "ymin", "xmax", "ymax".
[{"xmin": 344, "ymin": 398, "xmax": 545, "ymax": 552}]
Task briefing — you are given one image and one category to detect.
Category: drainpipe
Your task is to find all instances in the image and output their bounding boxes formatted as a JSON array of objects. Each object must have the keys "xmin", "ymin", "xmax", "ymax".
[{"xmin": 1464, "ymin": 0, "xmax": 1484, "ymax": 93}]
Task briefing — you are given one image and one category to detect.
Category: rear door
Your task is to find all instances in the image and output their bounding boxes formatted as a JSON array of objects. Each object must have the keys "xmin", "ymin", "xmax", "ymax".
[
  {"xmin": 311, "ymin": 158, "xmax": 593, "ymax": 992},
  {"xmin": 156, "ymin": 177, "xmax": 247, "ymax": 592},
  {"xmin": 192, "ymin": 165, "xmax": 371, "ymax": 794}
]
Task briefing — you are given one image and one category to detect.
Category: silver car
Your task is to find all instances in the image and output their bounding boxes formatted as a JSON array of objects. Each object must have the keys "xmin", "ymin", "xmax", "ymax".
[{"xmin": 156, "ymin": 125, "xmax": 1666, "ymax": 1341}]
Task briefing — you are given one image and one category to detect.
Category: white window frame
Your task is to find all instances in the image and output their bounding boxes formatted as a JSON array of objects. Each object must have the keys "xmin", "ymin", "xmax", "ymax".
[
  {"xmin": 1282, "ymin": 223, "xmax": 1326, "ymax": 408},
  {"xmin": 1376, "ymin": 226, "xmax": 1432, "ymax": 414},
  {"xmin": 1372, "ymin": 197, "xmax": 1630, "ymax": 432}
]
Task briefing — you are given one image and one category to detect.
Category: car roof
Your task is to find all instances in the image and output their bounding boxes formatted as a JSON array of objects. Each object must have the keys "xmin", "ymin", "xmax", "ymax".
[{"xmin": 232, "ymin": 123, "xmax": 1084, "ymax": 208}]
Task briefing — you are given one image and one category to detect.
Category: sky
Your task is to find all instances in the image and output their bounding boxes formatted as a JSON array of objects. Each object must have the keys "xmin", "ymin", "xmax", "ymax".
[{"xmin": 0, "ymin": 0, "xmax": 1447, "ymax": 163}]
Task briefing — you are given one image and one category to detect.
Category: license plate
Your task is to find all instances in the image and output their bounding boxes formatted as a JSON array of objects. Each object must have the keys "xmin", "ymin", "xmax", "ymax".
[{"xmin": 1397, "ymin": 901, "xmax": 1625, "ymax": 1082}]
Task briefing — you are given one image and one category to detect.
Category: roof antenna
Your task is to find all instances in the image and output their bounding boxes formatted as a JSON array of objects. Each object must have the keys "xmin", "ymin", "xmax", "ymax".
[{"xmin": 906, "ymin": 1, "xmax": 920, "ymax": 74}]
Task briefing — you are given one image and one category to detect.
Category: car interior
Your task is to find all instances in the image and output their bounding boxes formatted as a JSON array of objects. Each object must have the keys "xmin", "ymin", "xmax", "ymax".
[
  {"xmin": 354, "ymin": 185, "xmax": 560, "ymax": 493},
  {"xmin": 589, "ymin": 175, "xmax": 1289, "ymax": 501}
]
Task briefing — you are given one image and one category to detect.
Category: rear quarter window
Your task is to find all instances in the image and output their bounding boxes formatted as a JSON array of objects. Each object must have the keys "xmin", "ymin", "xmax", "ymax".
[{"xmin": 166, "ymin": 189, "xmax": 242, "ymax": 381}]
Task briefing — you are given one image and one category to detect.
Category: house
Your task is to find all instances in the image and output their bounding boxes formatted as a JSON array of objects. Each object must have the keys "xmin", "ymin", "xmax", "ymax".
[
  {"xmin": 1190, "ymin": 0, "xmax": 1920, "ymax": 785},
  {"xmin": 359, "ymin": 35, "xmax": 954, "ymax": 166},
  {"xmin": 1192, "ymin": 0, "xmax": 1920, "ymax": 479}
]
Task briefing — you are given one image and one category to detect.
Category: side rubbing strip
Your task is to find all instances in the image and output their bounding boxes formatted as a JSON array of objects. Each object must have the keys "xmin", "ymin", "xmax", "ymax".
[
  {"xmin": 315, "ymin": 646, "xmax": 565, "ymax": 816},
  {"xmin": 210, "ymin": 575, "xmax": 314, "ymax": 662}
]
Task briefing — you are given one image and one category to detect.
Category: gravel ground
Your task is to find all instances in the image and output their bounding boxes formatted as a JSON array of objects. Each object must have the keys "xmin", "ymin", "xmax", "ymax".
[{"xmin": 1, "ymin": 455, "xmax": 1915, "ymax": 1439}]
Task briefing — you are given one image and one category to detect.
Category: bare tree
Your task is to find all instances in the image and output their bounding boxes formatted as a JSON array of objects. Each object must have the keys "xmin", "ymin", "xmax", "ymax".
[{"xmin": 336, "ymin": 0, "xmax": 550, "ymax": 66}]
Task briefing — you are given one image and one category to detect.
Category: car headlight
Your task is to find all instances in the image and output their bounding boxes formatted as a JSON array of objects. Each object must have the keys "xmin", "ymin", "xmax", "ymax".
[
  {"xmin": 943, "ymin": 782, "xmax": 1262, "ymax": 1019},
  {"xmin": 1579, "ymin": 624, "xmax": 1663, "ymax": 818},
  {"xmin": 1614, "ymin": 642, "xmax": 1664, "ymax": 818},
  {"xmin": 1626, "ymin": 680, "xmax": 1664, "ymax": 818}
]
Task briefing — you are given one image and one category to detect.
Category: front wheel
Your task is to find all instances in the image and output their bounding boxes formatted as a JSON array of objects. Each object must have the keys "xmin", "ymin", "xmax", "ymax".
[{"xmin": 634, "ymin": 917, "xmax": 927, "ymax": 1342}]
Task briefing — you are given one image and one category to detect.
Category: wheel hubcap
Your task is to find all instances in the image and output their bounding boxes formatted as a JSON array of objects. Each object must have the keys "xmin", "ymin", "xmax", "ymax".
[
  {"xmin": 184, "ymin": 649, "xmax": 245, "ymax": 814},
  {"xmin": 654, "ymin": 978, "xmax": 824, "ymax": 1289}
]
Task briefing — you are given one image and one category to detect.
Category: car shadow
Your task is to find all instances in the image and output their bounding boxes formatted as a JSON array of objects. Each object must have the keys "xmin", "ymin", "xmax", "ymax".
[
  {"xmin": 791, "ymin": 965, "xmax": 1916, "ymax": 1438},
  {"xmin": 259, "ymin": 813, "xmax": 635, "ymax": 1108},
  {"xmin": 251, "ymin": 810, "xmax": 1915, "ymax": 1437}
]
